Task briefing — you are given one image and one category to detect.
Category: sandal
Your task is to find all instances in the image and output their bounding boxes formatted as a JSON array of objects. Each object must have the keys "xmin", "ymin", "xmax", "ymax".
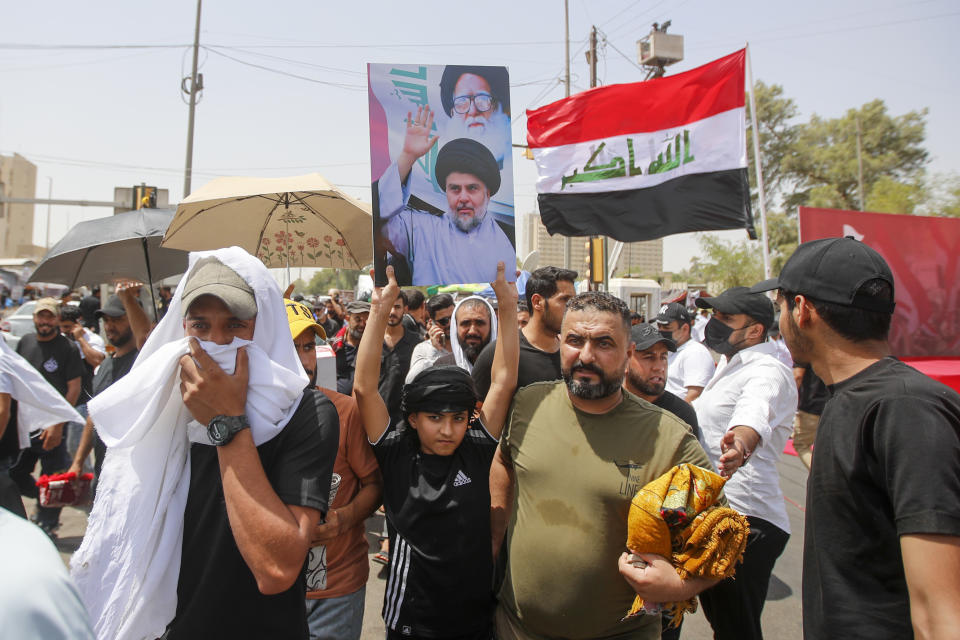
[{"xmin": 372, "ymin": 550, "xmax": 390, "ymax": 565}]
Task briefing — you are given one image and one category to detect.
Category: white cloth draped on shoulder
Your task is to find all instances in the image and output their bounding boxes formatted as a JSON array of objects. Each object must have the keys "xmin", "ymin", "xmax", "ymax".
[
  {"xmin": 0, "ymin": 337, "xmax": 84, "ymax": 449},
  {"xmin": 69, "ymin": 247, "xmax": 308, "ymax": 640}
]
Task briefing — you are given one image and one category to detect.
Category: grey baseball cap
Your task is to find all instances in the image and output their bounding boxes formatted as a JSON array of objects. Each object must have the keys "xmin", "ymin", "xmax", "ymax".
[
  {"xmin": 181, "ymin": 257, "xmax": 257, "ymax": 320},
  {"xmin": 345, "ymin": 300, "xmax": 371, "ymax": 314}
]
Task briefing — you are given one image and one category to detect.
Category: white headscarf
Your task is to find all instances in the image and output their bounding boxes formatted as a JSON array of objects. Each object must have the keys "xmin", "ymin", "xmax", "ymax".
[
  {"xmin": 448, "ymin": 295, "xmax": 497, "ymax": 374},
  {"xmin": 70, "ymin": 247, "xmax": 308, "ymax": 640},
  {"xmin": 0, "ymin": 338, "xmax": 84, "ymax": 448}
]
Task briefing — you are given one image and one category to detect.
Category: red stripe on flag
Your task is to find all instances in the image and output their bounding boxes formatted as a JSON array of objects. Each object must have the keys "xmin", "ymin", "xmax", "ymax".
[{"xmin": 527, "ymin": 49, "xmax": 745, "ymax": 148}]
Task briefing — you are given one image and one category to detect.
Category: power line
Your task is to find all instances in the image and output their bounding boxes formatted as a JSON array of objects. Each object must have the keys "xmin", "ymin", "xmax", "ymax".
[{"xmin": 202, "ymin": 46, "xmax": 366, "ymax": 90}]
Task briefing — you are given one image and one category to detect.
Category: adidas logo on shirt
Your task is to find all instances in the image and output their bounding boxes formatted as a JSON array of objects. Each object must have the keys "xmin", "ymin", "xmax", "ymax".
[{"xmin": 453, "ymin": 470, "xmax": 471, "ymax": 487}]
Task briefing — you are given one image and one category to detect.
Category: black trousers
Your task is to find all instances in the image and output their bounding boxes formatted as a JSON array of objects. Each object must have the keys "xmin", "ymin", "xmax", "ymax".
[
  {"xmin": 699, "ymin": 515, "xmax": 789, "ymax": 640},
  {"xmin": 9, "ymin": 433, "xmax": 70, "ymax": 526}
]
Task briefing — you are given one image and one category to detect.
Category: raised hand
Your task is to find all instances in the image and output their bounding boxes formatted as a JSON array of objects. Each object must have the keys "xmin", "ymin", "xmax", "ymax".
[
  {"xmin": 489, "ymin": 261, "xmax": 518, "ymax": 307},
  {"xmin": 397, "ymin": 105, "xmax": 439, "ymax": 183},
  {"xmin": 371, "ymin": 265, "xmax": 400, "ymax": 311}
]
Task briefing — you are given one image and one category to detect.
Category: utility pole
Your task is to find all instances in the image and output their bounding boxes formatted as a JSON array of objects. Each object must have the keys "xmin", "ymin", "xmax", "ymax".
[
  {"xmin": 856, "ymin": 116, "xmax": 865, "ymax": 211},
  {"xmin": 182, "ymin": 0, "xmax": 203, "ymax": 198},
  {"xmin": 586, "ymin": 26, "xmax": 609, "ymax": 291},
  {"xmin": 562, "ymin": 0, "xmax": 572, "ymax": 270},
  {"xmin": 45, "ymin": 177, "xmax": 52, "ymax": 249}
]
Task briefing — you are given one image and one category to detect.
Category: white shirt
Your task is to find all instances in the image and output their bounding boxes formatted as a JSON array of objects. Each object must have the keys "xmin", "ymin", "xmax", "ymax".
[
  {"xmin": 692, "ymin": 341, "xmax": 799, "ymax": 533},
  {"xmin": 769, "ymin": 337, "xmax": 794, "ymax": 368},
  {"xmin": 692, "ymin": 314, "xmax": 709, "ymax": 343},
  {"xmin": 405, "ymin": 340, "xmax": 455, "ymax": 383},
  {"xmin": 665, "ymin": 339, "xmax": 716, "ymax": 397},
  {"xmin": 0, "ymin": 508, "xmax": 95, "ymax": 639}
]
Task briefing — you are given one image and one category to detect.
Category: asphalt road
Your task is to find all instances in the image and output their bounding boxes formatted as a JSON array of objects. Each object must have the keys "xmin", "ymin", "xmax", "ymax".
[{"xmin": 42, "ymin": 454, "xmax": 809, "ymax": 639}]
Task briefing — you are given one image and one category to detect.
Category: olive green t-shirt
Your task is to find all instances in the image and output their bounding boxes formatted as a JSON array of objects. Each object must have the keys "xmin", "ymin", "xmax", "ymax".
[{"xmin": 499, "ymin": 381, "xmax": 715, "ymax": 639}]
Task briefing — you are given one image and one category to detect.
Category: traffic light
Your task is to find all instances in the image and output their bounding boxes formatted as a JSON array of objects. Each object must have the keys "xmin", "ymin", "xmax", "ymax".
[
  {"xmin": 584, "ymin": 236, "xmax": 605, "ymax": 284},
  {"xmin": 133, "ymin": 184, "xmax": 157, "ymax": 210}
]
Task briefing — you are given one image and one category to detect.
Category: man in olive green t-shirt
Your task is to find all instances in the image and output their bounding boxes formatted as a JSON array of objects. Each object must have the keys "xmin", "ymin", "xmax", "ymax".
[{"xmin": 490, "ymin": 292, "xmax": 720, "ymax": 640}]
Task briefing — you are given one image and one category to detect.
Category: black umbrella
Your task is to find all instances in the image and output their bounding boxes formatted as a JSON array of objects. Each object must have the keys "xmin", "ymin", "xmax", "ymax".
[{"xmin": 29, "ymin": 209, "xmax": 189, "ymax": 314}]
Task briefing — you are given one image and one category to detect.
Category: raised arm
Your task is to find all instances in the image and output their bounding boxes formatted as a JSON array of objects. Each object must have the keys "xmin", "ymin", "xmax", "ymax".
[
  {"xmin": 478, "ymin": 262, "xmax": 518, "ymax": 440},
  {"xmin": 117, "ymin": 282, "xmax": 154, "ymax": 350},
  {"xmin": 352, "ymin": 267, "xmax": 398, "ymax": 443}
]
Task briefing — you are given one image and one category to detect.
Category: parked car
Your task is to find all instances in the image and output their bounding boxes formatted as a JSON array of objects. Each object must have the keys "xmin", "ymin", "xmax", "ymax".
[{"xmin": 1, "ymin": 300, "xmax": 37, "ymax": 349}]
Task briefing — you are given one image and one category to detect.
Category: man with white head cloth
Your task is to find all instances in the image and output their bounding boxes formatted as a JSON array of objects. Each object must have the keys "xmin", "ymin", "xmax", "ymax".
[
  {"xmin": 70, "ymin": 247, "xmax": 339, "ymax": 640},
  {"xmin": 448, "ymin": 294, "xmax": 498, "ymax": 374}
]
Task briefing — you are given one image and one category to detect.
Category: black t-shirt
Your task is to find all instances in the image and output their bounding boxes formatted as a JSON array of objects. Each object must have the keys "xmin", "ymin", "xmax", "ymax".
[
  {"xmin": 379, "ymin": 328, "xmax": 419, "ymax": 426},
  {"xmin": 803, "ymin": 357, "xmax": 960, "ymax": 640},
  {"xmin": 335, "ymin": 341, "xmax": 358, "ymax": 395},
  {"xmin": 16, "ymin": 333, "xmax": 83, "ymax": 400},
  {"xmin": 372, "ymin": 419, "xmax": 498, "ymax": 638},
  {"xmin": 472, "ymin": 331, "xmax": 562, "ymax": 401},
  {"xmin": 797, "ymin": 363, "xmax": 829, "ymax": 415},
  {"xmin": 167, "ymin": 389, "xmax": 340, "ymax": 640},
  {"xmin": 91, "ymin": 349, "xmax": 138, "ymax": 397},
  {"xmin": 652, "ymin": 390, "xmax": 700, "ymax": 440}
]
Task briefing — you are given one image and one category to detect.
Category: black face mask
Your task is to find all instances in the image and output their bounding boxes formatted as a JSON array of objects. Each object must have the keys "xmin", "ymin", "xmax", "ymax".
[
  {"xmin": 704, "ymin": 317, "xmax": 742, "ymax": 357},
  {"xmin": 658, "ymin": 330, "xmax": 674, "ymax": 342}
]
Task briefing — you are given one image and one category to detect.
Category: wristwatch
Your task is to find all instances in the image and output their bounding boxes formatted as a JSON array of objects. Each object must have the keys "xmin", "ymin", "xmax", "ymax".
[{"xmin": 207, "ymin": 414, "xmax": 250, "ymax": 446}]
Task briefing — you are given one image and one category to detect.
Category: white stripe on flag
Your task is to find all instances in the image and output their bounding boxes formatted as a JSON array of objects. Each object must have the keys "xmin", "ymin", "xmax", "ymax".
[{"xmin": 533, "ymin": 107, "xmax": 745, "ymax": 195}]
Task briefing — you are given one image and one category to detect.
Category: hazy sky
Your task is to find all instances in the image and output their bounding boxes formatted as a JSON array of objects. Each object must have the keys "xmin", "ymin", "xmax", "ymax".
[{"xmin": 2, "ymin": 0, "xmax": 957, "ymax": 273}]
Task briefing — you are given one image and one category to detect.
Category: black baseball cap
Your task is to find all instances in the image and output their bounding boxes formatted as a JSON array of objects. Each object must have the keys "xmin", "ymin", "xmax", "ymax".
[
  {"xmin": 696, "ymin": 287, "xmax": 775, "ymax": 329},
  {"xmin": 750, "ymin": 237, "xmax": 895, "ymax": 313},
  {"xmin": 95, "ymin": 295, "xmax": 139, "ymax": 319},
  {"xmin": 655, "ymin": 302, "xmax": 693, "ymax": 325},
  {"xmin": 630, "ymin": 323, "xmax": 677, "ymax": 352}
]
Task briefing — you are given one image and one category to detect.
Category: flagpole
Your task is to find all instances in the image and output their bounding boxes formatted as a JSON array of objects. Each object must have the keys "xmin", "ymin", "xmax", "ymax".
[{"xmin": 746, "ymin": 43, "xmax": 771, "ymax": 279}]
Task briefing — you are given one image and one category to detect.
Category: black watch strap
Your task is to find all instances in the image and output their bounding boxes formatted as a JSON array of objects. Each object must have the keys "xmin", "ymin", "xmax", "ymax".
[{"xmin": 207, "ymin": 414, "xmax": 250, "ymax": 446}]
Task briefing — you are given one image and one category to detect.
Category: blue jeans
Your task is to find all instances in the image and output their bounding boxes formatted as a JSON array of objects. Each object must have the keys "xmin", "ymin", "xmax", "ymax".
[{"xmin": 305, "ymin": 586, "xmax": 365, "ymax": 640}]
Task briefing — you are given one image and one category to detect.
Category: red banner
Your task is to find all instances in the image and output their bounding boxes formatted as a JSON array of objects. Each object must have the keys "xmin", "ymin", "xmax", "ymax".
[{"xmin": 799, "ymin": 207, "xmax": 960, "ymax": 358}]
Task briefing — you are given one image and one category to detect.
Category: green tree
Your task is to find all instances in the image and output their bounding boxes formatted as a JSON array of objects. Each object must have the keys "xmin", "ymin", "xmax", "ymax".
[
  {"xmin": 690, "ymin": 234, "xmax": 764, "ymax": 292},
  {"xmin": 783, "ymin": 100, "xmax": 928, "ymax": 211},
  {"xmin": 920, "ymin": 173, "xmax": 960, "ymax": 218},
  {"xmin": 304, "ymin": 269, "xmax": 363, "ymax": 295},
  {"xmin": 746, "ymin": 81, "xmax": 800, "ymax": 213}
]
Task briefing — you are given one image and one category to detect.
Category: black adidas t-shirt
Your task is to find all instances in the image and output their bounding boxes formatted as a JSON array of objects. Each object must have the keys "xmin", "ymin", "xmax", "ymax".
[
  {"xmin": 373, "ymin": 419, "xmax": 498, "ymax": 639},
  {"xmin": 803, "ymin": 357, "xmax": 960, "ymax": 639},
  {"xmin": 166, "ymin": 389, "xmax": 339, "ymax": 640}
]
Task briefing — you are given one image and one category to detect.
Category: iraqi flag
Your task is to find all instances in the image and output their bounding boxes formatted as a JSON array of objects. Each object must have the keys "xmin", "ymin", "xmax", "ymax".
[{"xmin": 527, "ymin": 49, "xmax": 755, "ymax": 242}]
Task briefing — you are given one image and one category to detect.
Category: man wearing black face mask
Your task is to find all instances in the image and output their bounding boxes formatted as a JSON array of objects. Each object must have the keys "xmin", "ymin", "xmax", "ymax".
[
  {"xmin": 656, "ymin": 303, "xmax": 715, "ymax": 404},
  {"xmin": 690, "ymin": 286, "xmax": 798, "ymax": 640}
]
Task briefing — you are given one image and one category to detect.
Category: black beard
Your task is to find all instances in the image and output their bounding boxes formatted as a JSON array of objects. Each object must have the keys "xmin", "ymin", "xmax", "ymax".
[
  {"xmin": 461, "ymin": 337, "xmax": 487, "ymax": 364},
  {"xmin": 109, "ymin": 328, "xmax": 134, "ymax": 349},
  {"xmin": 625, "ymin": 368, "xmax": 664, "ymax": 397},
  {"xmin": 35, "ymin": 324, "xmax": 58, "ymax": 338},
  {"xmin": 562, "ymin": 361, "xmax": 624, "ymax": 399}
]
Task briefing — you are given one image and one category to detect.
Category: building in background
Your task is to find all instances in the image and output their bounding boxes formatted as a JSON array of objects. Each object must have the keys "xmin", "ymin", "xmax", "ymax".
[
  {"xmin": 0, "ymin": 153, "xmax": 44, "ymax": 260},
  {"xmin": 526, "ymin": 211, "xmax": 663, "ymax": 278}
]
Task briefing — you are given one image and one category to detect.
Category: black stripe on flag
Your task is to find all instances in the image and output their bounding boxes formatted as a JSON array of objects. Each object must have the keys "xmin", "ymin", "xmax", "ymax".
[{"xmin": 537, "ymin": 168, "xmax": 756, "ymax": 242}]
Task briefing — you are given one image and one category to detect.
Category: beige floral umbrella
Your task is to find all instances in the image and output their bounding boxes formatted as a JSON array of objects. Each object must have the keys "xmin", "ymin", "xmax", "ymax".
[{"xmin": 161, "ymin": 173, "xmax": 372, "ymax": 270}]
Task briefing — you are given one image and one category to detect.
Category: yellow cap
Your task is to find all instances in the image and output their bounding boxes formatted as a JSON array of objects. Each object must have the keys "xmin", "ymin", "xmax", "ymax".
[{"xmin": 284, "ymin": 299, "xmax": 326, "ymax": 341}]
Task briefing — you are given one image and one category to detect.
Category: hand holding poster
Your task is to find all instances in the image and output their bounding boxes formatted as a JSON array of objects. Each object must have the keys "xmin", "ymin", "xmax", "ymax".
[{"xmin": 368, "ymin": 64, "xmax": 517, "ymax": 286}]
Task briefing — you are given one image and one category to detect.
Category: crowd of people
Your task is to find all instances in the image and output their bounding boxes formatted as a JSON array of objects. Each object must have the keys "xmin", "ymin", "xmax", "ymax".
[{"xmin": 0, "ymin": 237, "xmax": 958, "ymax": 640}]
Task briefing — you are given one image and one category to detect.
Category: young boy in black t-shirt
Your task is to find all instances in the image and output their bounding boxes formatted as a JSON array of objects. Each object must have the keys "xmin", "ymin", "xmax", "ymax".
[{"xmin": 354, "ymin": 263, "xmax": 518, "ymax": 640}]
